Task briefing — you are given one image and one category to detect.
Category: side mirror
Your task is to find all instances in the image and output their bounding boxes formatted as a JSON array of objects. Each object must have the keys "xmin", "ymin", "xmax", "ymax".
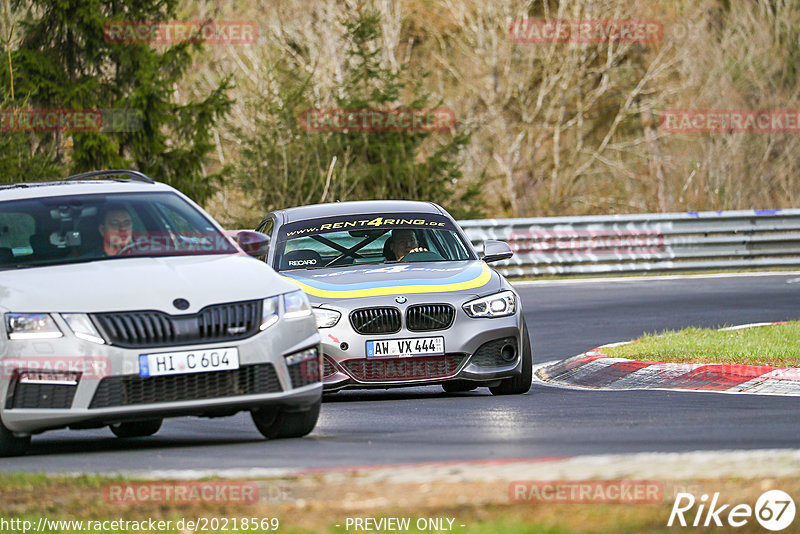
[
  {"xmin": 482, "ymin": 240, "xmax": 513, "ymax": 263},
  {"xmin": 236, "ymin": 230, "xmax": 270, "ymax": 257}
]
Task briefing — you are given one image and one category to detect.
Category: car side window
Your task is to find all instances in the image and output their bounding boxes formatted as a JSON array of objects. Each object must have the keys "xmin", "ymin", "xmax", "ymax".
[{"xmin": 258, "ymin": 218, "xmax": 274, "ymax": 239}]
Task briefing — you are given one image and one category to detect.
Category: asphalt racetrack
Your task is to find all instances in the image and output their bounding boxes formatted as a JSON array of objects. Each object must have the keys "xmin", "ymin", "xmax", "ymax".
[{"xmin": 3, "ymin": 273, "xmax": 799, "ymax": 473}]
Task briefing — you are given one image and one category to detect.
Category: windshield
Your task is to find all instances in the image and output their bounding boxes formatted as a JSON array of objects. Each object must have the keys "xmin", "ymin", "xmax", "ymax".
[
  {"xmin": 0, "ymin": 192, "xmax": 237, "ymax": 269},
  {"xmin": 275, "ymin": 213, "xmax": 476, "ymax": 271}
]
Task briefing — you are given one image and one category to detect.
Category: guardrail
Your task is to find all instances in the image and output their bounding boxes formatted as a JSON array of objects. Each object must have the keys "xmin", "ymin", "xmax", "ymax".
[{"xmin": 458, "ymin": 209, "xmax": 800, "ymax": 277}]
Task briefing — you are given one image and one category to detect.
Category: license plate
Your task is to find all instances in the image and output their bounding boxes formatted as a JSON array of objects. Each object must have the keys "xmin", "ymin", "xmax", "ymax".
[
  {"xmin": 366, "ymin": 337, "xmax": 444, "ymax": 358},
  {"xmin": 139, "ymin": 348, "xmax": 239, "ymax": 377}
]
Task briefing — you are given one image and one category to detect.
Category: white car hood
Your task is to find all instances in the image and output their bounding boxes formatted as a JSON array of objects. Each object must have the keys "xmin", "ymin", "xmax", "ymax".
[{"xmin": 0, "ymin": 254, "xmax": 296, "ymax": 314}]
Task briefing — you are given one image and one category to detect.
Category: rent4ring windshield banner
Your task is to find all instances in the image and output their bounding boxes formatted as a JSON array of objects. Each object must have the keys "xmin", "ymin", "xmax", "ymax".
[{"xmin": 279, "ymin": 213, "xmax": 455, "ymax": 240}]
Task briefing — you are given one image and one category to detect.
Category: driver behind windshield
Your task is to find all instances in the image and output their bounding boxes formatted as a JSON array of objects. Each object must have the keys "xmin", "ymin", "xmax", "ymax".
[
  {"xmin": 390, "ymin": 229, "xmax": 429, "ymax": 261},
  {"xmin": 98, "ymin": 205, "xmax": 133, "ymax": 256}
]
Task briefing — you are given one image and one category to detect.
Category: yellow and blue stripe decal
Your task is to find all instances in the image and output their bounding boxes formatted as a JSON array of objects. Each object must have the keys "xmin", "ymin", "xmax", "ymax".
[{"xmin": 283, "ymin": 263, "xmax": 492, "ymax": 299}]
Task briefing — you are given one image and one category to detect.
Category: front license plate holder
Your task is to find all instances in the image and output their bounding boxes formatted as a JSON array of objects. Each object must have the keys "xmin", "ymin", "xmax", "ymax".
[
  {"xmin": 366, "ymin": 337, "xmax": 445, "ymax": 358},
  {"xmin": 139, "ymin": 347, "xmax": 240, "ymax": 377}
]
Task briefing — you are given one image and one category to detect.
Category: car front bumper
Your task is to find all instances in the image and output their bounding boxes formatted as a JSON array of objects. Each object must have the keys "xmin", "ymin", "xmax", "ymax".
[
  {"xmin": 318, "ymin": 309, "xmax": 524, "ymax": 391},
  {"xmin": 0, "ymin": 319, "xmax": 322, "ymax": 434}
]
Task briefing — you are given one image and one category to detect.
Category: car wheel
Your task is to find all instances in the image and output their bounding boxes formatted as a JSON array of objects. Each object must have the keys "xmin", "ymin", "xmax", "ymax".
[
  {"xmin": 110, "ymin": 419, "xmax": 163, "ymax": 438},
  {"xmin": 0, "ymin": 420, "xmax": 30, "ymax": 457},
  {"xmin": 490, "ymin": 319, "xmax": 532, "ymax": 396},
  {"xmin": 251, "ymin": 399, "xmax": 320, "ymax": 439},
  {"xmin": 442, "ymin": 380, "xmax": 479, "ymax": 393}
]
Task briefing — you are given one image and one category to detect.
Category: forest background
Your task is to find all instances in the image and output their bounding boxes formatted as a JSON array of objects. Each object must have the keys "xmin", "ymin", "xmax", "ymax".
[{"xmin": 1, "ymin": 0, "xmax": 797, "ymax": 227}]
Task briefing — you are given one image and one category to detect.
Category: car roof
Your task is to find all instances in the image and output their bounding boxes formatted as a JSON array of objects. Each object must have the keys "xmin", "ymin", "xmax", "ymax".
[
  {"xmin": 0, "ymin": 179, "xmax": 176, "ymax": 202},
  {"xmin": 275, "ymin": 200, "xmax": 445, "ymax": 223}
]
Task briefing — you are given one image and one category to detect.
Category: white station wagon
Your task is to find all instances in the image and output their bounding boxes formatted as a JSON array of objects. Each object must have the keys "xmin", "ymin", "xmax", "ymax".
[{"xmin": 0, "ymin": 170, "xmax": 321, "ymax": 456}]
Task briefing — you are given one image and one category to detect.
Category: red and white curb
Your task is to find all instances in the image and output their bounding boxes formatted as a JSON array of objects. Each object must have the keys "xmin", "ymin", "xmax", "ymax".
[{"xmin": 536, "ymin": 322, "xmax": 800, "ymax": 395}]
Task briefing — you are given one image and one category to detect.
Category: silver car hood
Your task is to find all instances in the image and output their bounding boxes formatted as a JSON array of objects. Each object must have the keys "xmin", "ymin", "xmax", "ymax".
[
  {"xmin": 0, "ymin": 255, "xmax": 297, "ymax": 314},
  {"xmin": 282, "ymin": 261, "xmax": 503, "ymax": 305}
]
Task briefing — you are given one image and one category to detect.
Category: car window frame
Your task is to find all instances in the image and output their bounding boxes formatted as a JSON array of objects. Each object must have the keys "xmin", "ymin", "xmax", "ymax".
[{"xmin": 271, "ymin": 213, "xmax": 476, "ymax": 271}]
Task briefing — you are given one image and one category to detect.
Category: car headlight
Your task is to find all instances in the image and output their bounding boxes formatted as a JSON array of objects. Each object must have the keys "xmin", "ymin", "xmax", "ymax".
[
  {"xmin": 313, "ymin": 307, "xmax": 341, "ymax": 328},
  {"xmin": 62, "ymin": 313, "xmax": 105, "ymax": 344},
  {"xmin": 283, "ymin": 290, "xmax": 312, "ymax": 319},
  {"xmin": 5, "ymin": 313, "xmax": 63, "ymax": 340},
  {"xmin": 462, "ymin": 290, "xmax": 517, "ymax": 318},
  {"xmin": 260, "ymin": 296, "xmax": 279, "ymax": 330}
]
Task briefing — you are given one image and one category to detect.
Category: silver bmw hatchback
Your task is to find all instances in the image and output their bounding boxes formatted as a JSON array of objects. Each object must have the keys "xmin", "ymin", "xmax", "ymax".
[{"xmin": 257, "ymin": 200, "xmax": 532, "ymax": 395}]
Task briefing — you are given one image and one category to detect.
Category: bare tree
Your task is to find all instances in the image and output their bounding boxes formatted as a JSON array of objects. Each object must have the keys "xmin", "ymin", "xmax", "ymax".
[{"xmin": 181, "ymin": 0, "xmax": 800, "ymax": 223}]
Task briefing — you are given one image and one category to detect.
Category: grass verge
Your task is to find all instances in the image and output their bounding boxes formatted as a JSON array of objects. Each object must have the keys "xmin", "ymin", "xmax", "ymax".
[
  {"xmin": 0, "ymin": 472, "xmax": 794, "ymax": 533},
  {"xmin": 601, "ymin": 321, "xmax": 800, "ymax": 367}
]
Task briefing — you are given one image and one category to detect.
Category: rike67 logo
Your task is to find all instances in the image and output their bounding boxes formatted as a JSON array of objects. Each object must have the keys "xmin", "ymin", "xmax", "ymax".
[{"xmin": 668, "ymin": 490, "xmax": 796, "ymax": 531}]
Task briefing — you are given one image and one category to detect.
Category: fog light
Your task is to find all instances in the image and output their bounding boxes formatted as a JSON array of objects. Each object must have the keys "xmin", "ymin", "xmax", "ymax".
[
  {"xmin": 500, "ymin": 343, "xmax": 517, "ymax": 362},
  {"xmin": 284, "ymin": 347, "xmax": 318, "ymax": 366}
]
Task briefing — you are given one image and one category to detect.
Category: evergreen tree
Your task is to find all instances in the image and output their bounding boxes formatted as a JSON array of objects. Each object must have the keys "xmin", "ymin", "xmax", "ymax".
[
  {"xmin": 1, "ymin": 0, "xmax": 230, "ymax": 203},
  {"xmin": 234, "ymin": 4, "xmax": 482, "ymax": 221}
]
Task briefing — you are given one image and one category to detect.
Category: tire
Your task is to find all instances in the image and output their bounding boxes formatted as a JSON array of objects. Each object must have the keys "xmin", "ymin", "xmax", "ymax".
[
  {"xmin": 442, "ymin": 380, "xmax": 479, "ymax": 393},
  {"xmin": 0, "ymin": 420, "xmax": 30, "ymax": 457},
  {"xmin": 110, "ymin": 419, "xmax": 163, "ymax": 438},
  {"xmin": 251, "ymin": 399, "xmax": 320, "ymax": 439},
  {"xmin": 490, "ymin": 319, "xmax": 532, "ymax": 396}
]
